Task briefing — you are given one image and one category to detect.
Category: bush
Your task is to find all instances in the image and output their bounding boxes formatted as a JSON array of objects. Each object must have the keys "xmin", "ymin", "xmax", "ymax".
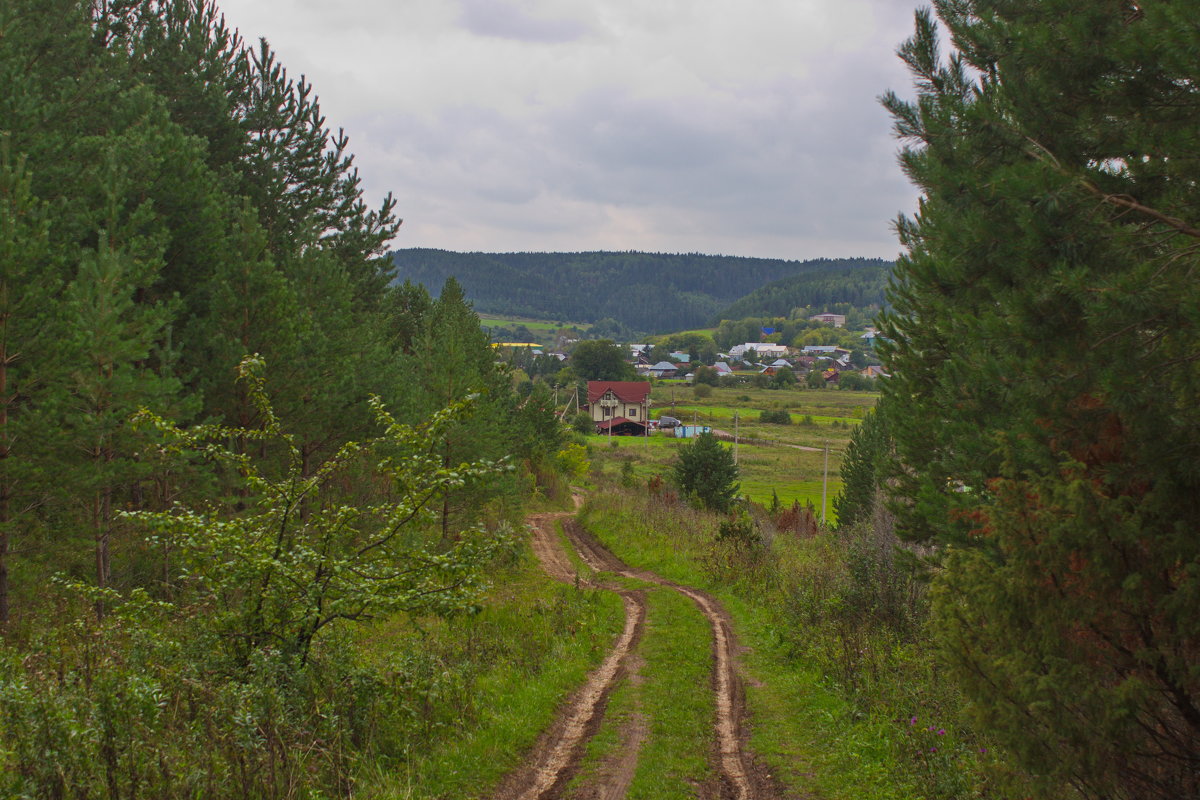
[
  {"xmin": 693, "ymin": 365, "xmax": 720, "ymax": 386},
  {"xmin": 556, "ymin": 442, "xmax": 590, "ymax": 478},
  {"xmin": 692, "ymin": 383, "xmax": 713, "ymax": 399},
  {"xmin": 572, "ymin": 410, "xmax": 596, "ymax": 434},
  {"xmin": 759, "ymin": 409, "xmax": 792, "ymax": 425},
  {"xmin": 838, "ymin": 372, "xmax": 875, "ymax": 391},
  {"xmin": 770, "ymin": 366, "xmax": 797, "ymax": 388},
  {"xmin": 716, "ymin": 512, "xmax": 761, "ymax": 548}
]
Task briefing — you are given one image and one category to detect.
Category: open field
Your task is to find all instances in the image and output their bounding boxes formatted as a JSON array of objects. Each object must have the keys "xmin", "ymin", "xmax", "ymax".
[
  {"xmin": 650, "ymin": 383, "xmax": 877, "ymax": 453},
  {"xmin": 646, "ymin": 326, "xmax": 718, "ymax": 341},
  {"xmin": 478, "ymin": 313, "xmax": 592, "ymax": 332},
  {"xmin": 583, "ymin": 384, "xmax": 878, "ymax": 520},
  {"xmin": 588, "ymin": 433, "xmax": 841, "ymax": 518}
]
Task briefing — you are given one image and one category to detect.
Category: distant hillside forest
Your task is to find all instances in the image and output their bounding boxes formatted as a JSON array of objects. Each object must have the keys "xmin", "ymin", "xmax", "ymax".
[
  {"xmin": 715, "ymin": 260, "xmax": 892, "ymax": 320},
  {"xmin": 390, "ymin": 249, "xmax": 889, "ymax": 333}
]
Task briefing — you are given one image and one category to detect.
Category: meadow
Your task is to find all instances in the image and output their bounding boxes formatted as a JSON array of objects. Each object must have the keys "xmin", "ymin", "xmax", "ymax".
[
  {"xmin": 588, "ymin": 383, "xmax": 879, "ymax": 519},
  {"xmin": 575, "ymin": 489, "xmax": 1037, "ymax": 800}
]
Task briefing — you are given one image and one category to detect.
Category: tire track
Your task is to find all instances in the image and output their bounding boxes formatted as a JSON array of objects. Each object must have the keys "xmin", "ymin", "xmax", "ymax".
[
  {"xmin": 504, "ymin": 512, "xmax": 774, "ymax": 800},
  {"xmin": 495, "ymin": 513, "xmax": 646, "ymax": 800},
  {"xmin": 560, "ymin": 519, "xmax": 771, "ymax": 800}
]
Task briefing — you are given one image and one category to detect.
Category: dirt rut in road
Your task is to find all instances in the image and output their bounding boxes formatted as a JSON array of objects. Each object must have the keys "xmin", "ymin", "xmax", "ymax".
[
  {"xmin": 496, "ymin": 513, "xmax": 647, "ymax": 800},
  {"xmin": 560, "ymin": 519, "xmax": 771, "ymax": 800},
  {"xmin": 506, "ymin": 512, "xmax": 774, "ymax": 800}
]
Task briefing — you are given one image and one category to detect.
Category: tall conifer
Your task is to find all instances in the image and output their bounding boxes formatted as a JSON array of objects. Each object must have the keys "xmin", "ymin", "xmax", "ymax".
[{"xmin": 882, "ymin": 3, "xmax": 1200, "ymax": 796}]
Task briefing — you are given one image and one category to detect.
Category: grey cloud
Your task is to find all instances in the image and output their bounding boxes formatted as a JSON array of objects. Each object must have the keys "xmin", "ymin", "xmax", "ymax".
[{"xmin": 458, "ymin": 0, "xmax": 592, "ymax": 43}]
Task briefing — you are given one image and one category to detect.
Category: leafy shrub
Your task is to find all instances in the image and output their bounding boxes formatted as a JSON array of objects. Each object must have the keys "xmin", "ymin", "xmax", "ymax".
[
  {"xmin": 693, "ymin": 365, "xmax": 720, "ymax": 386},
  {"xmin": 759, "ymin": 409, "xmax": 792, "ymax": 425},
  {"xmin": 556, "ymin": 443, "xmax": 590, "ymax": 478},
  {"xmin": 716, "ymin": 512, "xmax": 761, "ymax": 547},
  {"xmin": 692, "ymin": 383, "xmax": 713, "ymax": 398},
  {"xmin": 572, "ymin": 410, "xmax": 595, "ymax": 434}
]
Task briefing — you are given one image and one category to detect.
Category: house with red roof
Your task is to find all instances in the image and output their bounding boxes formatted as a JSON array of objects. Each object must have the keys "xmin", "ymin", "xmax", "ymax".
[{"xmin": 585, "ymin": 381, "xmax": 651, "ymax": 435}]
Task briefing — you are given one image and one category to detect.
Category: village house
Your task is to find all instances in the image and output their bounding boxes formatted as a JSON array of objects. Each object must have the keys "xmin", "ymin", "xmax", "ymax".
[
  {"xmin": 860, "ymin": 330, "xmax": 885, "ymax": 348},
  {"xmin": 646, "ymin": 361, "xmax": 678, "ymax": 378},
  {"xmin": 759, "ymin": 358, "xmax": 795, "ymax": 376},
  {"xmin": 810, "ymin": 313, "xmax": 846, "ymax": 327},
  {"xmin": 729, "ymin": 342, "xmax": 789, "ymax": 360},
  {"xmin": 585, "ymin": 381, "xmax": 651, "ymax": 435}
]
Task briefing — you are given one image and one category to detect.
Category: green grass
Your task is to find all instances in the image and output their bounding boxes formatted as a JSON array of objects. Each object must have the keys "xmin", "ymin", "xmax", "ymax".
[
  {"xmin": 356, "ymin": 546, "xmax": 626, "ymax": 798},
  {"xmin": 478, "ymin": 313, "xmax": 592, "ymax": 332},
  {"xmin": 576, "ymin": 493, "xmax": 976, "ymax": 800},
  {"xmin": 569, "ymin": 586, "xmax": 718, "ymax": 799},
  {"xmin": 722, "ymin": 594, "xmax": 918, "ymax": 800},
  {"xmin": 626, "ymin": 589, "xmax": 717, "ymax": 797},
  {"xmin": 587, "ymin": 433, "xmax": 842, "ymax": 514}
]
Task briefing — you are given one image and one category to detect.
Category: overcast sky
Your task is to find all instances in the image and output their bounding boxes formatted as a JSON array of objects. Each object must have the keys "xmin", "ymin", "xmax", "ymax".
[{"xmin": 214, "ymin": 0, "xmax": 924, "ymax": 261}]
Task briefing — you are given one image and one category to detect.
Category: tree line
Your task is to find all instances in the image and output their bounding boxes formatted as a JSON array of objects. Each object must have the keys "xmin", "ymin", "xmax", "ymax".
[
  {"xmin": 391, "ymin": 249, "xmax": 886, "ymax": 334},
  {"xmin": 0, "ymin": 1, "xmax": 566, "ymax": 795},
  {"xmin": 713, "ymin": 259, "xmax": 891, "ymax": 321},
  {"xmin": 839, "ymin": 3, "xmax": 1200, "ymax": 799}
]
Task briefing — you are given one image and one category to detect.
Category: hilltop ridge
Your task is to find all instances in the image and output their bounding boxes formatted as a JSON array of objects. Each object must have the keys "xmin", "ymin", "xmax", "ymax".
[{"xmin": 391, "ymin": 249, "xmax": 890, "ymax": 334}]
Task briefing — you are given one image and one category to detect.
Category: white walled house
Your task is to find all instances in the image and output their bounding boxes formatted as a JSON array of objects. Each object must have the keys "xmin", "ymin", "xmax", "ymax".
[{"xmin": 585, "ymin": 381, "xmax": 651, "ymax": 435}]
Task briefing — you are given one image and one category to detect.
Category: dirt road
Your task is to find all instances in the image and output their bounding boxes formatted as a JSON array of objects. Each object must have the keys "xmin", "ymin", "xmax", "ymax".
[
  {"xmin": 497, "ymin": 511, "xmax": 774, "ymax": 799},
  {"xmin": 711, "ymin": 429, "xmax": 825, "ymax": 453}
]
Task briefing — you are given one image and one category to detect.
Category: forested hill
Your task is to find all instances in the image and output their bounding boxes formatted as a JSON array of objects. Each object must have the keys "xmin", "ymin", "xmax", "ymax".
[
  {"xmin": 715, "ymin": 259, "xmax": 892, "ymax": 320},
  {"xmin": 390, "ymin": 249, "xmax": 886, "ymax": 333}
]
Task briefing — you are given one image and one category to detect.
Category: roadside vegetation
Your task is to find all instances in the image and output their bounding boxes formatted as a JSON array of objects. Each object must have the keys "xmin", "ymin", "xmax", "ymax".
[
  {"xmin": 356, "ymin": 530, "xmax": 625, "ymax": 798},
  {"xmin": 576, "ymin": 482, "xmax": 1042, "ymax": 800}
]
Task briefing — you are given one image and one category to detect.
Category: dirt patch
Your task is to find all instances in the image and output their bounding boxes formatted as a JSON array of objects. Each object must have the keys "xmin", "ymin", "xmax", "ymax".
[{"xmin": 526, "ymin": 512, "xmax": 582, "ymax": 583}]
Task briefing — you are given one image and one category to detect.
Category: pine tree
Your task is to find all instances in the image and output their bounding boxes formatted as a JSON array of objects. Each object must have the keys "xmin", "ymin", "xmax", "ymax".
[
  {"xmin": 404, "ymin": 278, "xmax": 516, "ymax": 537},
  {"xmin": 881, "ymin": 3, "xmax": 1200, "ymax": 796},
  {"xmin": 673, "ymin": 432, "xmax": 739, "ymax": 513},
  {"xmin": 0, "ymin": 142, "xmax": 62, "ymax": 630},
  {"xmin": 833, "ymin": 406, "xmax": 889, "ymax": 530}
]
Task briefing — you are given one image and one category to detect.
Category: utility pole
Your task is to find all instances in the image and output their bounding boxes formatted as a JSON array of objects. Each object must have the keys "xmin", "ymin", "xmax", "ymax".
[{"xmin": 821, "ymin": 439, "xmax": 829, "ymax": 526}]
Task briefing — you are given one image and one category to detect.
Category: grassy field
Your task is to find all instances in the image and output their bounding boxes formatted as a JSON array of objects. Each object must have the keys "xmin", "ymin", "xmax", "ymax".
[
  {"xmin": 588, "ymin": 434, "xmax": 840, "ymax": 519},
  {"xmin": 577, "ymin": 491, "xmax": 1017, "ymax": 800},
  {"xmin": 478, "ymin": 313, "xmax": 593, "ymax": 349},
  {"xmin": 479, "ymin": 314, "xmax": 586, "ymax": 331},
  {"xmin": 646, "ymin": 327, "xmax": 718, "ymax": 341},
  {"xmin": 589, "ymin": 384, "xmax": 878, "ymax": 518},
  {"xmin": 356, "ymin": 532, "xmax": 626, "ymax": 799}
]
